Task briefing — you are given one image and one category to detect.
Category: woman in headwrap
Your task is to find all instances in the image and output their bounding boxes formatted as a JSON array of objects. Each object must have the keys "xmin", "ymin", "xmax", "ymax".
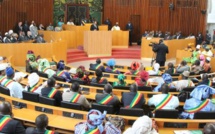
[
  {"xmin": 154, "ymin": 73, "xmax": 175, "ymax": 92},
  {"xmin": 105, "ymin": 59, "xmax": 120, "ymax": 74},
  {"xmin": 38, "ymin": 58, "xmax": 56, "ymax": 78},
  {"xmin": 183, "ymin": 45, "xmax": 200, "ymax": 64},
  {"xmin": 73, "ymin": 66, "xmax": 90, "ymax": 85},
  {"xmin": 199, "ymin": 54, "xmax": 206, "ymax": 67},
  {"xmin": 135, "ymin": 71, "xmax": 151, "ymax": 87},
  {"xmin": 113, "ymin": 74, "xmax": 127, "ymax": 87},
  {"xmin": 123, "ymin": 116, "xmax": 158, "ymax": 134},
  {"xmin": 124, "ymin": 61, "xmax": 140, "ymax": 75},
  {"xmin": 147, "ymin": 63, "xmax": 161, "ymax": 75},
  {"xmin": 164, "ymin": 62, "xmax": 176, "ymax": 75},
  {"xmin": 56, "ymin": 60, "xmax": 72, "ymax": 82},
  {"xmin": 91, "ymin": 69, "xmax": 108, "ymax": 85},
  {"xmin": 180, "ymin": 85, "xmax": 215, "ymax": 119}
]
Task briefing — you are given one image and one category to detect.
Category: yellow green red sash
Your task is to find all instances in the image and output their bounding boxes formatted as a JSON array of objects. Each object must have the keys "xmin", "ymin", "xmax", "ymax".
[
  {"xmin": 29, "ymin": 84, "xmax": 39, "ymax": 92},
  {"xmin": 208, "ymin": 81, "xmax": 212, "ymax": 86},
  {"xmin": 0, "ymin": 76, "xmax": 6, "ymax": 83},
  {"xmin": 95, "ymin": 64, "xmax": 102, "ymax": 69},
  {"xmin": 112, "ymin": 68, "xmax": 118, "ymax": 73},
  {"xmin": 99, "ymin": 78, "xmax": 104, "ymax": 84},
  {"xmin": 3, "ymin": 79, "xmax": 13, "ymax": 87},
  {"xmin": 57, "ymin": 70, "xmax": 64, "ymax": 76},
  {"xmin": 186, "ymin": 99, "xmax": 210, "ymax": 113},
  {"xmin": 173, "ymin": 69, "xmax": 176, "ymax": 74},
  {"xmin": 70, "ymin": 93, "xmax": 81, "ymax": 103},
  {"xmin": 145, "ymin": 81, "xmax": 150, "ymax": 86},
  {"xmin": 48, "ymin": 88, "xmax": 57, "ymax": 98},
  {"xmin": 0, "ymin": 116, "xmax": 11, "ymax": 130},
  {"xmin": 157, "ymin": 71, "xmax": 162, "ymax": 75},
  {"xmin": 126, "ymin": 93, "xmax": 142, "ymax": 108},
  {"xmin": 85, "ymin": 128, "xmax": 100, "ymax": 134},
  {"xmin": 133, "ymin": 70, "xmax": 139, "ymax": 75},
  {"xmin": 188, "ymin": 80, "xmax": 192, "ymax": 87},
  {"xmin": 99, "ymin": 94, "xmax": 114, "ymax": 105},
  {"xmin": 42, "ymin": 67, "xmax": 49, "ymax": 73},
  {"xmin": 45, "ymin": 130, "xmax": 55, "ymax": 134},
  {"xmin": 155, "ymin": 94, "xmax": 173, "ymax": 110}
]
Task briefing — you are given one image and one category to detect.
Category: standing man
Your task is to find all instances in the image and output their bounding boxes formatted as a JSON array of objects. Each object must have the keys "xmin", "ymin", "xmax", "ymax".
[
  {"xmin": 104, "ymin": 18, "xmax": 112, "ymax": 31},
  {"xmin": 126, "ymin": 21, "xmax": 133, "ymax": 46},
  {"xmin": 206, "ymin": 30, "xmax": 211, "ymax": 44},
  {"xmin": 152, "ymin": 39, "xmax": 169, "ymax": 66},
  {"xmin": 90, "ymin": 21, "xmax": 99, "ymax": 31}
]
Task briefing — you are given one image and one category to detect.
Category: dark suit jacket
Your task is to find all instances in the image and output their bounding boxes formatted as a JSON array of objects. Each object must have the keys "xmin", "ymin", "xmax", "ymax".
[
  {"xmin": 0, "ymin": 115, "xmax": 25, "ymax": 134},
  {"xmin": 89, "ymin": 63, "xmax": 105, "ymax": 72},
  {"xmin": 96, "ymin": 93, "xmax": 120, "ymax": 111},
  {"xmin": 126, "ymin": 23, "xmax": 133, "ymax": 33},
  {"xmin": 121, "ymin": 92, "xmax": 145, "ymax": 108},
  {"xmin": 41, "ymin": 87, "xmax": 62, "ymax": 106},
  {"xmin": 153, "ymin": 43, "xmax": 169, "ymax": 62},
  {"xmin": 26, "ymin": 127, "xmax": 58, "ymax": 134},
  {"xmin": 90, "ymin": 24, "xmax": 99, "ymax": 31}
]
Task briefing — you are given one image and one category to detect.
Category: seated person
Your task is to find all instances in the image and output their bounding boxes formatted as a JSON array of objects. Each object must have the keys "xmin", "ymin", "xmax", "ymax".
[
  {"xmin": 154, "ymin": 73, "xmax": 175, "ymax": 92},
  {"xmin": 1, "ymin": 67, "xmax": 24, "ymax": 98},
  {"xmin": 105, "ymin": 59, "xmax": 120, "ymax": 74},
  {"xmin": 91, "ymin": 69, "xmax": 108, "ymax": 85},
  {"xmin": 121, "ymin": 84, "xmax": 145, "ymax": 108},
  {"xmin": 56, "ymin": 60, "xmax": 72, "ymax": 82},
  {"xmin": 24, "ymin": 73, "xmax": 46, "ymax": 95},
  {"xmin": 38, "ymin": 58, "xmax": 56, "ymax": 78},
  {"xmin": 26, "ymin": 50, "xmax": 39, "ymax": 73},
  {"xmin": 75, "ymin": 109, "xmax": 121, "ymax": 134},
  {"xmin": 26, "ymin": 114, "xmax": 58, "ymax": 134},
  {"xmin": 164, "ymin": 62, "xmax": 176, "ymax": 75},
  {"xmin": 180, "ymin": 85, "xmax": 215, "ymax": 119},
  {"xmin": 191, "ymin": 60, "xmax": 202, "ymax": 74},
  {"xmin": 0, "ymin": 62, "xmax": 8, "ymax": 77},
  {"xmin": 202, "ymin": 46, "xmax": 213, "ymax": 57},
  {"xmin": 35, "ymin": 34, "xmax": 46, "ymax": 43},
  {"xmin": 0, "ymin": 101, "xmax": 25, "ymax": 134},
  {"xmin": 113, "ymin": 74, "xmax": 127, "ymax": 87},
  {"xmin": 62, "ymin": 82, "xmax": 91, "ymax": 109},
  {"xmin": 89, "ymin": 58, "xmax": 105, "ymax": 72},
  {"xmin": 203, "ymin": 123, "xmax": 215, "ymax": 134},
  {"xmin": 198, "ymin": 74, "xmax": 212, "ymax": 86},
  {"xmin": 199, "ymin": 54, "xmax": 206, "ymax": 67},
  {"xmin": 111, "ymin": 22, "xmax": 121, "ymax": 31},
  {"xmin": 183, "ymin": 49, "xmax": 198, "ymax": 64},
  {"xmin": 135, "ymin": 70, "xmax": 151, "ymax": 87},
  {"xmin": 124, "ymin": 116, "xmax": 158, "ymax": 134},
  {"xmin": 41, "ymin": 77, "xmax": 62, "ymax": 106},
  {"xmin": 96, "ymin": 84, "xmax": 120, "ymax": 111},
  {"xmin": 147, "ymin": 63, "xmax": 161, "ymax": 75},
  {"xmin": 172, "ymin": 71, "xmax": 195, "ymax": 91},
  {"xmin": 176, "ymin": 60, "xmax": 190, "ymax": 74},
  {"xmin": 73, "ymin": 66, "xmax": 90, "ymax": 85},
  {"xmin": 124, "ymin": 61, "xmax": 140, "ymax": 75},
  {"xmin": 203, "ymin": 57, "xmax": 211, "ymax": 73},
  {"xmin": 148, "ymin": 84, "xmax": 179, "ymax": 110}
]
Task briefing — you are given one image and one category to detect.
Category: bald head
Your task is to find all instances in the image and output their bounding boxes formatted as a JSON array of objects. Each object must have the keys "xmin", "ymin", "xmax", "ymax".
[
  {"xmin": 104, "ymin": 84, "xmax": 112, "ymax": 94},
  {"xmin": 0, "ymin": 101, "xmax": 12, "ymax": 116},
  {"xmin": 202, "ymin": 73, "xmax": 209, "ymax": 81},
  {"xmin": 130, "ymin": 83, "xmax": 138, "ymax": 92}
]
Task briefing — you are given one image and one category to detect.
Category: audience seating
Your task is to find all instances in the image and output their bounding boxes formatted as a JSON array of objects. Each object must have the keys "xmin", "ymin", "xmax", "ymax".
[
  {"xmin": 0, "ymin": 85, "xmax": 10, "ymax": 96},
  {"xmin": 37, "ymin": 71, "xmax": 49, "ymax": 78},
  {"xmin": 92, "ymin": 103, "xmax": 115, "ymax": 114},
  {"xmin": 138, "ymin": 86, "xmax": 152, "ymax": 91},
  {"xmin": 53, "ymin": 75, "xmax": 66, "ymax": 82},
  {"xmin": 118, "ymin": 108, "xmax": 144, "ymax": 117},
  {"xmin": 61, "ymin": 101, "xmax": 82, "ymax": 110},
  {"xmin": 70, "ymin": 78, "xmax": 85, "ymax": 85},
  {"xmin": 194, "ymin": 111, "xmax": 215, "ymax": 119},
  {"xmin": 39, "ymin": 96, "xmax": 56, "ymax": 106},
  {"xmin": 22, "ymin": 91, "xmax": 39, "ymax": 102},
  {"xmin": 155, "ymin": 109, "xmax": 179, "ymax": 119}
]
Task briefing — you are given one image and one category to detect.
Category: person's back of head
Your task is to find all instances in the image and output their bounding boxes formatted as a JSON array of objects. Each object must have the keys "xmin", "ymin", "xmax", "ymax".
[
  {"xmin": 194, "ymin": 60, "xmax": 200, "ymax": 66},
  {"xmin": 47, "ymin": 77, "xmax": 56, "ymax": 87},
  {"xmin": 130, "ymin": 83, "xmax": 138, "ymax": 93},
  {"xmin": 96, "ymin": 58, "xmax": 101, "ymax": 64},
  {"xmin": 35, "ymin": 114, "xmax": 48, "ymax": 130},
  {"xmin": 168, "ymin": 62, "xmax": 174, "ymax": 69},
  {"xmin": 161, "ymin": 83, "xmax": 169, "ymax": 94},
  {"xmin": 0, "ymin": 101, "xmax": 12, "ymax": 116},
  {"xmin": 6, "ymin": 67, "xmax": 14, "ymax": 79},
  {"xmin": 203, "ymin": 123, "xmax": 215, "ymax": 134},
  {"xmin": 71, "ymin": 82, "xmax": 80, "ymax": 92},
  {"xmin": 95, "ymin": 69, "xmax": 103, "ymax": 78},
  {"xmin": 202, "ymin": 73, "xmax": 209, "ymax": 81},
  {"xmin": 104, "ymin": 84, "xmax": 112, "ymax": 94},
  {"xmin": 181, "ymin": 60, "xmax": 187, "ymax": 66}
]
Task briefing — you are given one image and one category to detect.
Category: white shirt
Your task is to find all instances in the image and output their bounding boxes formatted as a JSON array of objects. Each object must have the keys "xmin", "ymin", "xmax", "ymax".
[
  {"xmin": 1, "ymin": 78, "xmax": 24, "ymax": 98},
  {"xmin": 67, "ymin": 21, "xmax": 75, "ymax": 25},
  {"xmin": 111, "ymin": 26, "xmax": 120, "ymax": 31},
  {"xmin": 24, "ymin": 85, "xmax": 44, "ymax": 95},
  {"xmin": 202, "ymin": 50, "xmax": 213, "ymax": 57},
  {"xmin": 148, "ymin": 94, "xmax": 179, "ymax": 109}
]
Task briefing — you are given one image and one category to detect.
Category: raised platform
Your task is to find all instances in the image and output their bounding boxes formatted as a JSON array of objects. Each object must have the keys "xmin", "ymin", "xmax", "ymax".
[{"xmin": 67, "ymin": 45, "xmax": 141, "ymax": 63}]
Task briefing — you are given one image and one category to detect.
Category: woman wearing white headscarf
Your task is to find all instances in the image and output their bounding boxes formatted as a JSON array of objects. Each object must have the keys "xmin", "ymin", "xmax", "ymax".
[
  {"xmin": 147, "ymin": 63, "xmax": 161, "ymax": 75},
  {"xmin": 123, "ymin": 116, "xmax": 158, "ymax": 134}
]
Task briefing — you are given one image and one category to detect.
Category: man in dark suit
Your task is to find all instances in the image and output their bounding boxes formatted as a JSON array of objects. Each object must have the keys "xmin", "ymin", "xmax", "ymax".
[
  {"xmin": 0, "ymin": 101, "xmax": 25, "ymax": 134},
  {"xmin": 126, "ymin": 21, "xmax": 134, "ymax": 45},
  {"xmin": 176, "ymin": 31, "xmax": 182, "ymax": 39},
  {"xmin": 153, "ymin": 39, "xmax": 169, "ymax": 66},
  {"xmin": 121, "ymin": 84, "xmax": 145, "ymax": 108},
  {"xmin": 26, "ymin": 114, "xmax": 58, "ymax": 134},
  {"xmin": 104, "ymin": 18, "xmax": 112, "ymax": 30},
  {"xmin": 96, "ymin": 84, "xmax": 120, "ymax": 112},
  {"xmin": 41, "ymin": 77, "xmax": 62, "ymax": 106},
  {"xmin": 206, "ymin": 30, "xmax": 211, "ymax": 44},
  {"xmin": 90, "ymin": 21, "xmax": 99, "ymax": 31},
  {"xmin": 196, "ymin": 32, "xmax": 203, "ymax": 46},
  {"xmin": 89, "ymin": 58, "xmax": 105, "ymax": 72}
]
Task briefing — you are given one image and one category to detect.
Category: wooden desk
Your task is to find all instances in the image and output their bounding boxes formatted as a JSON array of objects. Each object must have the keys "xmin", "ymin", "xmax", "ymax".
[{"xmin": 112, "ymin": 31, "xmax": 129, "ymax": 48}]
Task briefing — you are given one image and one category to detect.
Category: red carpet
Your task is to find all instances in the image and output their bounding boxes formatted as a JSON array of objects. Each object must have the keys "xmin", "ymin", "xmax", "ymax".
[{"xmin": 67, "ymin": 46, "xmax": 141, "ymax": 63}]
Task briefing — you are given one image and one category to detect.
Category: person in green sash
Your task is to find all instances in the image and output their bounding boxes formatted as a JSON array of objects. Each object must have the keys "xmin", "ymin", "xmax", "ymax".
[{"xmin": 113, "ymin": 74, "xmax": 127, "ymax": 87}]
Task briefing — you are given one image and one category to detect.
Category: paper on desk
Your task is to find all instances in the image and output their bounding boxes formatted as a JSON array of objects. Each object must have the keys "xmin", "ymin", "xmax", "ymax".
[
  {"xmin": 13, "ymin": 72, "xmax": 28, "ymax": 81},
  {"xmin": 174, "ymin": 130, "xmax": 202, "ymax": 134}
]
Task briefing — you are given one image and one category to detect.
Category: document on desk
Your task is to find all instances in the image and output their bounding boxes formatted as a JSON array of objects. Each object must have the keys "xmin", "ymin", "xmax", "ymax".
[{"xmin": 174, "ymin": 130, "xmax": 202, "ymax": 134}]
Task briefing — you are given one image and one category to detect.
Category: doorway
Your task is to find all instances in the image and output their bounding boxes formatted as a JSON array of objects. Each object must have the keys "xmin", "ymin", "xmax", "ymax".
[{"xmin": 130, "ymin": 15, "xmax": 141, "ymax": 43}]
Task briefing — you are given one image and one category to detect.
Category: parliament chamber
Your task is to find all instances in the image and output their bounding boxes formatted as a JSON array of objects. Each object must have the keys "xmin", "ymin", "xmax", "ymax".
[{"xmin": 0, "ymin": 0, "xmax": 215, "ymax": 134}]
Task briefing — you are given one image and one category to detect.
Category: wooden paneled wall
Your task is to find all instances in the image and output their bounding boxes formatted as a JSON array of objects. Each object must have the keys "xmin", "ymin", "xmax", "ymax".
[
  {"xmin": 0, "ymin": 0, "xmax": 53, "ymax": 34},
  {"xmin": 103, "ymin": 0, "xmax": 207, "ymax": 37}
]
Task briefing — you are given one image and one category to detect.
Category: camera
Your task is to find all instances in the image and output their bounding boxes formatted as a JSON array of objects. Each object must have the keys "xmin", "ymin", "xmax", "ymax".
[{"xmin": 149, "ymin": 42, "xmax": 157, "ymax": 47}]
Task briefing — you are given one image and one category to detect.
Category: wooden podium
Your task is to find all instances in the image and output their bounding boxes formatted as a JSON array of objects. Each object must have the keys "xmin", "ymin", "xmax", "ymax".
[{"xmin": 84, "ymin": 31, "xmax": 112, "ymax": 57}]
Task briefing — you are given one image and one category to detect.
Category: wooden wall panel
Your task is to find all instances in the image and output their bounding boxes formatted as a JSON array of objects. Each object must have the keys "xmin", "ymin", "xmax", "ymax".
[
  {"xmin": 0, "ymin": 0, "xmax": 53, "ymax": 34},
  {"xmin": 103, "ymin": 0, "xmax": 207, "ymax": 38}
]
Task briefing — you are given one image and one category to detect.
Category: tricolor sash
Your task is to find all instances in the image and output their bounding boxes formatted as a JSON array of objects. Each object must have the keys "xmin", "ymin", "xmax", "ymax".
[
  {"xmin": 188, "ymin": 80, "xmax": 192, "ymax": 87},
  {"xmin": 3, "ymin": 79, "xmax": 13, "ymax": 87},
  {"xmin": 126, "ymin": 93, "xmax": 142, "ymax": 108},
  {"xmin": 29, "ymin": 84, "xmax": 39, "ymax": 92},
  {"xmin": 99, "ymin": 78, "xmax": 105, "ymax": 84},
  {"xmin": 42, "ymin": 68, "xmax": 49, "ymax": 73},
  {"xmin": 157, "ymin": 71, "xmax": 162, "ymax": 75},
  {"xmin": 99, "ymin": 94, "xmax": 114, "ymax": 105},
  {"xmin": 112, "ymin": 68, "xmax": 118, "ymax": 73},
  {"xmin": 48, "ymin": 88, "xmax": 58, "ymax": 98},
  {"xmin": 57, "ymin": 71, "xmax": 64, "ymax": 76},
  {"xmin": 155, "ymin": 94, "xmax": 173, "ymax": 110},
  {"xmin": 45, "ymin": 130, "xmax": 55, "ymax": 134},
  {"xmin": 0, "ymin": 76, "xmax": 6, "ymax": 83},
  {"xmin": 173, "ymin": 69, "xmax": 176, "ymax": 74},
  {"xmin": 133, "ymin": 70, "xmax": 139, "ymax": 76},
  {"xmin": 95, "ymin": 64, "xmax": 102, "ymax": 69},
  {"xmin": 85, "ymin": 127, "xmax": 100, "ymax": 134},
  {"xmin": 70, "ymin": 93, "xmax": 81, "ymax": 103},
  {"xmin": 186, "ymin": 99, "xmax": 210, "ymax": 113},
  {"xmin": 145, "ymin": 81, "xmax": 150, "ymax": 86},
  {"xmin": 0, "ymin": 116, "xmax": 11, "ymax": 131},
  {"xmin": 208, "ymin": 81, "xmax": 212, "ymax": 86}
]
